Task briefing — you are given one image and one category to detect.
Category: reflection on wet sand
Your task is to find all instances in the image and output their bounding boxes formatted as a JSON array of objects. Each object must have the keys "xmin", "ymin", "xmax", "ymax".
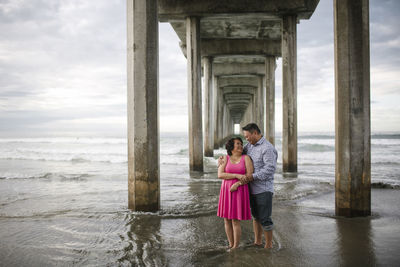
[
  {"xmin": 120, "ymin": 214, "xmax": 165, "ymax": 266},
  {"xmin": 336, "ymin": 217, "xmax": 376, "ymax": 266}
]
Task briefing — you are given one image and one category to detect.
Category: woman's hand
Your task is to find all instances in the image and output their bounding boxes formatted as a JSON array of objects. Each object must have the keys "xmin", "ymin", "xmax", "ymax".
[
  {"xmin": 230, "ymin": 182, "xmax": 241, "ymax": 192},
  {"xmin": 236, "ymin": 174, "xmax": 246, "ymax": 181}
]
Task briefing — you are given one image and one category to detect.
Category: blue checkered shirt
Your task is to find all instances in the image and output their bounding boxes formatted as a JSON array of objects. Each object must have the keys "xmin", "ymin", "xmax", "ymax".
[{"xmin": 244, "ymin": 136, "xmax": 278, "ymax": 194}]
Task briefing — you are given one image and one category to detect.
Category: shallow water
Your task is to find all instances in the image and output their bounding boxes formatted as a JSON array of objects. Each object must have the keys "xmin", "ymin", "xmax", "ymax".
[{"xmin": 0, "ymin": 133, "xmax": 399, "ymax": 266}]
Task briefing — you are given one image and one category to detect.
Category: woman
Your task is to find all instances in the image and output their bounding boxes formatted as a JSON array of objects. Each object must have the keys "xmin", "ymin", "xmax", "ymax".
[{"xmin": 217, "ymin": 137, "xmax": 254, "ymax": 250}]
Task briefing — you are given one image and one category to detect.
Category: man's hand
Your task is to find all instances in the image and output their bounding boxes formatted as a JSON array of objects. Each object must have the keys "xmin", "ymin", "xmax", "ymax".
[
  {"xmin": 217, "ymin": 156, "xmax": 225, "ymax": 167},
  {"xmin": 245, "ymin": 174, "xmax": 254, "ymax": 183},
  {"xmin": 237, "ymin": 174, "xmax": 247, "ymax": 183}
]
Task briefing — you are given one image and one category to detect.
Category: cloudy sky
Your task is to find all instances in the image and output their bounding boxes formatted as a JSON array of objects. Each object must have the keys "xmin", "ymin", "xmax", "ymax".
[{"xmin": 0, "ymin": 0, "xmax": 399, "ymax": 137}]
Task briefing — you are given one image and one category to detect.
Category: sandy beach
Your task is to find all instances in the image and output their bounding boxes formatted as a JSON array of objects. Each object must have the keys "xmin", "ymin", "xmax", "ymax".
[
  {"xmin": 0, "ymin": 134, "xmax": 399, "ymax": 266},
  {"xmin": 153, "ymin": 188, "xmax": 400, "ymax": 267},
  {"xmin": 1, "ymin": 183, "xmax": 399, "ymax": 266}
]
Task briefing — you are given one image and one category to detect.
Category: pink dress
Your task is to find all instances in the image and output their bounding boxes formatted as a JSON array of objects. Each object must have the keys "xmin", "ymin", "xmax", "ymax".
[{"xmin": 217, "ymin": 155, "xmax": 251, "ymax": 220}]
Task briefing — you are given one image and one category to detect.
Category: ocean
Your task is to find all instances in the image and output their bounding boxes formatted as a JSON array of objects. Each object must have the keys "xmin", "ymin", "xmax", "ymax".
[{"xmin": 0, "ymin": 133, "xmax": 399, "ymax": 266}]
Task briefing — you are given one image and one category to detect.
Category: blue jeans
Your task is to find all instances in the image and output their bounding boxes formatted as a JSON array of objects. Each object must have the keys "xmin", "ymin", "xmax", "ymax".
[{"xmin": 250, "ymin": 191, "xmax": 274, "ymax": 231}]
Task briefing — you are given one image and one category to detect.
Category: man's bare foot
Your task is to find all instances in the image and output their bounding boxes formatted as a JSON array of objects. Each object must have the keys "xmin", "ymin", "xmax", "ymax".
[
  {"xmin": 253, "ymin": 243, "xmax": 263, "ymax": 247},
  {"xmin": 264, "ymin": 243, "xmax": 273, "ymax": 249}
]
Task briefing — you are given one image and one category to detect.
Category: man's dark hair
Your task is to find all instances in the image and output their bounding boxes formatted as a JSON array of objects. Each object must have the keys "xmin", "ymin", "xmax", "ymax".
[
  {"xmin": 242, "ymin": 123, "xmax": 261, "ymax": 134},
  {"xmin": 225, "ymin": 137, "xmax": 243, "ymax": 156}
]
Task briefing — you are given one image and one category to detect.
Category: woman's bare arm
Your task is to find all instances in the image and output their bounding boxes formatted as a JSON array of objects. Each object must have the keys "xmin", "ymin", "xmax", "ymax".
[{"xmin": 230, "ymin": 155, "xmax": 253, "ymax": 192}]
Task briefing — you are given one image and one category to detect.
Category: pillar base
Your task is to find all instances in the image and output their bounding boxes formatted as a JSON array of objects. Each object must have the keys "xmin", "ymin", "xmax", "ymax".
[
  {"xmin": 336, "ymin": 207, "xmax": 371, "ymax": 218},
  {"xmin": 129, "ymin": 203, "xmax": 159, "ymax": 212},
  {"xmin": 283, "ymin": 164, "xmax": 297, "ymax": 173},
  {"xmin": 191, "ymin": 163, "xmax": 204, "ymax": 172}
]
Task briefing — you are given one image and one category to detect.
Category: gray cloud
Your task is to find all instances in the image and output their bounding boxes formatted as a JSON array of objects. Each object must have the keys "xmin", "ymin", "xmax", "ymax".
[{"xmin": 0, "ymin": 0, "xmax": 399, "ymax": 136}]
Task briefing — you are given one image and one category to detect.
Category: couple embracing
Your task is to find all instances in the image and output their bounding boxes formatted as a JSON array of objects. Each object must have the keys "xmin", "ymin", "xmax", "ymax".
[{"xmin": 217, "ymin": 123, "xmax": 277, "ymax": 250}]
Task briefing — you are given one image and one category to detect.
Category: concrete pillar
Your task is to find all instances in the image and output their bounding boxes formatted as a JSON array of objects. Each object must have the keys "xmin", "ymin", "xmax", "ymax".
[
  {"xmin": 265, "ymin": 56, "xmax": 276, "ymax": 145},
  {"xmin": 334, "ymin": 0, "xmax": 371, "ymax": 217},
  {"xmin": 282, "ymin": 15, "xmax": 298, "ymax": 172},
  {"xmin": 252, "ymin": 91, "xmax": 257, "ymax": 124},
  {"xmin": 186, "ymin": 16, "xmax": 203, "ymax": 171},
  {"xmin": 257, "ymin": 75, "xmax": 265, "ymax": 132},
  {"xmin": 227, "ymin": 108, "xmax": 232, "ymax": 137},
  {"xmin": 127, "ymin": 0, "xmax": 159, "ymax": 211},
  {"xmin": 213, "ymin": 76, "xmax": 220, "ymax": 149},
  {"xmin": 203, "ymin": 57, "xmax": 214, "ymax": 157},
  {"xmin": 241, "ymin": 98, "xmax": 253, "ymax": 129},
  {"xmin": 223, "ymin": 103, "xmax": 228, "ymax": 141},
  {"xmin": 217, "ymin": 87, "xmax": 224, "ymax": 147}
]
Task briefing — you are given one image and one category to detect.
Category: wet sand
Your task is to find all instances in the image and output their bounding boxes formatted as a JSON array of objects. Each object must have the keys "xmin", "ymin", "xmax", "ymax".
[
  {"xmin": 156, "ymin": 188, "xmax": 400, "ymax": 267},
  {"xmin": 1, "ymin": 180, "xmax": 399, "ymax": 266}
]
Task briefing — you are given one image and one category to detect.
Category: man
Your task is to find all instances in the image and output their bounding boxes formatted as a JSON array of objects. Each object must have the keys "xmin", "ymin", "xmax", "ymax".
[{"xmin": 219, "ymin": 123, "xmax": 278, "ymax": 248}]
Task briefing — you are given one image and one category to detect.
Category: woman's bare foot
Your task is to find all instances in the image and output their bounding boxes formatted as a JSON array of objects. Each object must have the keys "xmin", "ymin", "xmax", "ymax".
[{"xmin": 230, "ymin": 245, "xmax": 239, "ymax": 250}]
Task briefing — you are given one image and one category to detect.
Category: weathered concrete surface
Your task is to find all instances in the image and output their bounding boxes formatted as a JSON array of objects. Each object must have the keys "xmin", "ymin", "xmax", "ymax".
[
  {"xmin": 186, "ymin": 16, "xmax": 203, "ymax": 171},
  {"xmin": 265, "ymin": 56, "xmax": 276, "ymax": 145},
  {"xmin": 257, "ymin": 75, "xmax": 265, "ymax": 133},
  {"xmin": 158, "ymin": 0, "xmax": 320, "ymax": 164},
  {"xmin": 201, "ymin": 39, "xmax": 281, "ymax": 57},
  {"xmin": 282, "ymin": 15, "xmax": 298, "ymax": 173},
  {"xmin": 222, "ymin": 86, "xmax": 255, "ymax": 125},
  {"xmin": 213, "ymin": 63, "xmax": 266, "ymax": 76},
  {"xmin": 218, "ymin": 76, "xmax": 259, "ymax": 88},
  {"xmin": 203, "ymin": 57, "xmax": 214, "ymax": 157},
  {"xmin": 179, "ymin": 39, "xmax": 281, "ymax": 57},
  {"xmin": 213, "ymin": 76, "xmax": 220, "ymax": 149},
  {"xmin": 240, "ymin": 96, "xmax": 255, "ymax": 130},
  {"xmin": 334, "ymin": 0, "xmax": 371, "ymax": 217},
  {"xmin": 127, "ymin": 0, "xmax": 159, "ymax": 211},
  {"xmin": 217, "ymin": 86, "xmax": 224, "ymax": 147},
  {"xmin": 158, "ymin": 0, "xmax": 320, "ymax": 21}
]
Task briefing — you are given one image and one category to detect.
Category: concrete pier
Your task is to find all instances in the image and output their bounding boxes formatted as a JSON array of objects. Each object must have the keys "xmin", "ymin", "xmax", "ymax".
[
  {"xmin": 334, "ymin": 0, "xmax": 371, "ymax": 217},
  {"xmin": 186, "ymin": 16, "xmax": 204, "ymax": 171},
  {"xmin": 203, "ymin": 57, "xmax": 214, "ymax": 157},
  {"xmin": 217, "ymin": 85, "xmax": 224, "ymax": 146},
  {"xmin": 257, "ymin": 75, "xmax": 265, "ymax": 133},
  {"xmin": 265, "ymin": 56, "xmax": 276, "ymax": 145},
  {"xmin": 127, "ymin": 0, "xmax": 321, "ymax": 210},
  {"xmin": 127, "ymin": 0, "xmax": 159, "ymax": 211},
  {"xmin": 213, "ymin": 76, "xmax": 220, "ymax": 149},
  {"xmin": 127, "ymin": 0, "xmax": 372, "ymax": 218},
  {"xmin": 282, "ymin": 15, "xmax": 298, "ymax": 173}
]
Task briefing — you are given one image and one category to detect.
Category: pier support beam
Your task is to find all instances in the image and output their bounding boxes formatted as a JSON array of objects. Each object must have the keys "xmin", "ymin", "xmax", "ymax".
[
  {"xmin": 217, "ymin": 86, "xmax": 224, "ymax": 147},
  {"xmin": 203, "ymin": 57, "xmax": 214, "ymax": 157},
  {"xmin": 186, "ymin": 16, "xmax": 203, "ymax": 171},
  {"xmin": 213, "ymin": 76, "xmax": 220, "ymax": 149},
  {"xmin": 223, "ymin": 104, "xmax": 228, "ymax": 140},
  {"xmin": 127, "ymin": 0, "xmax": 159, "ymax": 211},
  {"xmin": 257, "ymin": 75, "xmax": 265, "ymax": 132},
  {"xmin": 282, "ymin": 15, "xmax": 298, "ymax": 172},
  {"xmin": 334, "ymin": 0, "xmax": 371, "ymax": 217},
  {"xmin": 265, "ymin": 56, "xmax": 276, "ymax": 145}
]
